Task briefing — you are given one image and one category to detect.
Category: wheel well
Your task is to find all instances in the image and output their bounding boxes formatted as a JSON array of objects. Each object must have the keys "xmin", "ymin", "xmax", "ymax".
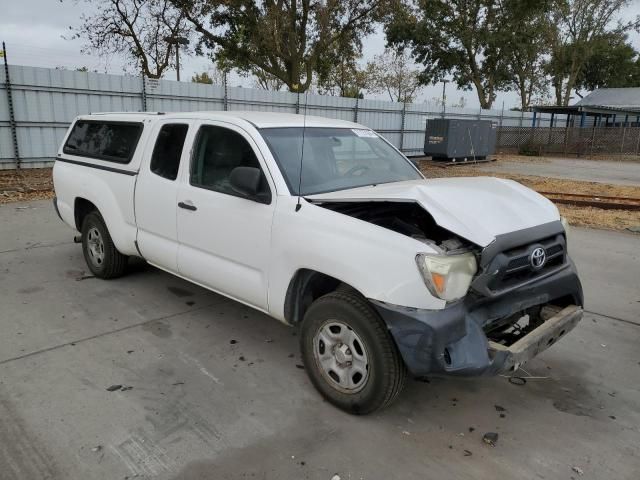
[
  {"xmin": 74, "ymin": 198, "xmax": 97, "ymax": 231},
  {"xmin": 284, "ymin": 269, "xmax": 359, "ymax": 325}
]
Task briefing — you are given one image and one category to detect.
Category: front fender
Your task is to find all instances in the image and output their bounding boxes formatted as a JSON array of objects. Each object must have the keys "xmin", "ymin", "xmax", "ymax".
[{"xmin": 268, "ymin": 197, "xmax": 445, "ymax": 321}]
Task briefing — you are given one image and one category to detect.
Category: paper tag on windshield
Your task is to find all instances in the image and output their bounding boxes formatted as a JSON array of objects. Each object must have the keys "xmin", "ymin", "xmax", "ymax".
[{"xmin": 352, "ymin": 129, "xmax": 378, "ymax": 138}]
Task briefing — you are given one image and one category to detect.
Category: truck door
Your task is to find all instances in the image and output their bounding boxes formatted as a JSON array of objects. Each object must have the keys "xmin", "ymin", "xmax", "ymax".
[
  {"xmin": 176, "ymin": 122, "xmax": 275, "ymax": 311},
  {"xmin": 135, "ymin": 121, "xmax": 191, "ymax": 273}
]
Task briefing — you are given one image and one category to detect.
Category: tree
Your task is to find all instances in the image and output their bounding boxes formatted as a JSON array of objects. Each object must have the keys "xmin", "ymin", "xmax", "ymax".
[
  {"xmin": 192, "ymin": 66, "xmax": 228, "ymax": 85},
  {"xmin": 171, "ymin": 0, "xmax": 381, "ymax": 92},
  {"xmin": 575, "ymin": 32, "xmax": 640, "ymax": 91},
  {"xmin": 192, "ymin": 71, "xmax": 214, "ymax": 84},
  {"xmin": 450, "ymin": 96, "xmax": 467, "ymax": 108},
  {"xmin": 386, "ymin": 0, "xmax": 511, "ymax": 109},
  {"xmin": 500, "ymin": 0, "xmax": 552, "ymax": 110},
  {"xmin": 366, "ymin": 49, "xmax": 422, "ymax": 103},
  {"xmin": 316, "ymin": 59, "xmax": 368, "ymax": 97},
  {"xmin": 545, "ymin": 0, "xmax": 639, "ymax": 105},
  {"xmin": 251, "ymin": 68, "xmax": 286, "ymax": 91},
  {"xmin": 69, "ymin": 0, "xmax": 191, "ymax": 78},
  {"xmin": 316, "ymin": 41, "xmax": 369, "ymax": 97}
]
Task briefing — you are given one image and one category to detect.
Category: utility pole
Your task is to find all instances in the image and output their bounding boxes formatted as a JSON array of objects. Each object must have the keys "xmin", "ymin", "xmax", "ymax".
[
  {"xmin": 440, "ymin": 79, "xmax": 449, "ymax": 118},
  {"xmin": 164, "ymin": 36, "xmax": 189, "ymax": 81}
]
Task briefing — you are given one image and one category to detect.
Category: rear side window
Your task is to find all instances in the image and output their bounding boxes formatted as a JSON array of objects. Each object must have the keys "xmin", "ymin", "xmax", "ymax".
[
  {"xmin": 150, "ymin": 124, "xmax": 189, "ymax": 180},
  {"xmin": 63, "ymin": 120, "xmax": 143, "ymax": 163}
]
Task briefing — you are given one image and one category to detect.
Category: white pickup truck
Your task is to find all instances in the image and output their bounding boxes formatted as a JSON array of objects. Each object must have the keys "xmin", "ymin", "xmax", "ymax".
[{"xmin": 53, "ymin": 111, "xmax": 583, "ymax": 414}]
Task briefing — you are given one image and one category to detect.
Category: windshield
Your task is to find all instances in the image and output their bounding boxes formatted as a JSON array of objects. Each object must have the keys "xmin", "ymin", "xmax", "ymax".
[{"xmin": 260, "ymin": 127, "xmax": 422, "ymax": 195}]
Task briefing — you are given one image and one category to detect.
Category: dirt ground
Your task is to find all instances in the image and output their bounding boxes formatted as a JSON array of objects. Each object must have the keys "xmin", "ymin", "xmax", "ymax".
[
  {"xmin": 2, "ymin": 161, "xmax": 640, "ymax": 231},
  {"xmin": 0, "ymin": 168, "xmax": 54, "ymax": 204}
]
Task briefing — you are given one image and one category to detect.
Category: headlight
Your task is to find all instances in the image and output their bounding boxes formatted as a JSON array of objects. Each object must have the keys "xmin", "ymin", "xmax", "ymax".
[
  {"xmin": 561, "ymin": 216, "xmax": 571, "ymax": 246},
  {"xmin": 415, "ymin": 252, "xmax": 477, "ymax": 302}
]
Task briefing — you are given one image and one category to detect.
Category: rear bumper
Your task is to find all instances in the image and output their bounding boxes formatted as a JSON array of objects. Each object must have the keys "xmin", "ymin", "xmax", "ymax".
[
  {"xmin": 52, "ymin": 197, "xmax": 63, "ymax": 222},
  {"xmin": 370, "ymin": 259, "xmax": 583, "ymax": 377}
]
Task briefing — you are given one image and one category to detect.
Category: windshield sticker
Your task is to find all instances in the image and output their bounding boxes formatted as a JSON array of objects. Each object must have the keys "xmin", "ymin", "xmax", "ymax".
[{"xmin": 352, "ymin": 129, "xmax": 378, "ymax": 138}]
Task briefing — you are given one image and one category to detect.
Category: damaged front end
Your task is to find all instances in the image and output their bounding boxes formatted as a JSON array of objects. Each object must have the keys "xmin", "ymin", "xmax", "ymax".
[
  {"xmin": 313, "ymin": 199, "xmax": 583, "ymax": 377},
  {"xmin": 371, "ymin": 218, "xmax": 583, "ymax": 377}
]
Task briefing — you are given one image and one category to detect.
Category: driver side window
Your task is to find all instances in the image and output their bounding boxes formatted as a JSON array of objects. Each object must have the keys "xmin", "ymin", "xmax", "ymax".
[{"xmin": 190, "ymin": 125, "xmax": 271, "ymax": 202}]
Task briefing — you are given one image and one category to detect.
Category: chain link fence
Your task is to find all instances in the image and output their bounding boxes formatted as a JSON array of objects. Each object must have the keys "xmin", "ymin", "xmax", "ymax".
[{"xmin": 497, "ymin": 126, "xmax": 640, "ymax": 158}]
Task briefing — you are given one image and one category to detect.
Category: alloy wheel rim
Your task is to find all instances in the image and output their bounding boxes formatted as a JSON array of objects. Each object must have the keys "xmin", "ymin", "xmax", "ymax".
[
  {"xmin": 313, "ymin": 320, "xmax": 370, "ymax": 393},
  {"xmin": 87, "ymin": 227, "xmax": 105, "ymax": 267}
]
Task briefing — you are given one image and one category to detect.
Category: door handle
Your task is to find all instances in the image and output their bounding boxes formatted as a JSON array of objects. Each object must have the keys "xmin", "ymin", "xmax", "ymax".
[{"xmin": 178, "ymin": 200, "xmax": 197, "ymax": 211}]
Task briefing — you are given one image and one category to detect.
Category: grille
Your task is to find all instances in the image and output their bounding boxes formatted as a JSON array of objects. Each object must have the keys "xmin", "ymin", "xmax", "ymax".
[{"xmin": 486, "ymin": 234, "xmax": 566, "ymax": 292}]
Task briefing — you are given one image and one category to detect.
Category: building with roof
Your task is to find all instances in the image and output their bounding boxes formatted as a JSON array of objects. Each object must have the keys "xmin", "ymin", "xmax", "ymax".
[{"xmin": 532, "ymin": 87, "xmax": 640, "ymax": 128}]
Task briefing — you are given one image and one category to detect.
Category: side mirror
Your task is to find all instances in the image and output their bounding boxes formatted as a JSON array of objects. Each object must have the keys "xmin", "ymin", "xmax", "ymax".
[{"xmin": 229, "ymin": 166, "xmax": 261, "ymax": 198}]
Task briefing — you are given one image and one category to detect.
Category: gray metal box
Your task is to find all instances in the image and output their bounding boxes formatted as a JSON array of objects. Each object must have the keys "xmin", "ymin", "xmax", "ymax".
[{"xmin": 424, "ymin": 119, "xmax": 497, "ymax": 160}]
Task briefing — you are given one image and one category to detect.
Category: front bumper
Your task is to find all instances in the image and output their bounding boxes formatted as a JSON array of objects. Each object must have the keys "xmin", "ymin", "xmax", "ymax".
[
  {"xmin": 488, "ymin": 304, "xmax": 582, "ymax": 374},
  {"xmin": 370, "ymin": 259, "xmax": 583, "ymax": 377}
]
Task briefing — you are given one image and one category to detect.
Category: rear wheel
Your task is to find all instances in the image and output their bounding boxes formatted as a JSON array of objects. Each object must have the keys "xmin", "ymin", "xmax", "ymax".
[
  {"xmin": 300, "ymin": 291, "xmax": 406, "ymax": 414},
  {"xmin": 81, "ymin": 211, "xmax": 127, "ymax": 279}
]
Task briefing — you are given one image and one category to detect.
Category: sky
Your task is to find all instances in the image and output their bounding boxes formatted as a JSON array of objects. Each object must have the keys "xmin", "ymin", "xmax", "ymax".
[{"xmin": 2, "ymin": 0, "xmax": 640, "ymax": 110}]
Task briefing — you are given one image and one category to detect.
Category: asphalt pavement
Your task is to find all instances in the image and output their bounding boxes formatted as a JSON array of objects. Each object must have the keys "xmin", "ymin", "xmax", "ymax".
[
  {"xmin": 1, "ymin": 200, "xmax": 639, "ymax": 480},
  {"xmin": 475, "ymin": 157, "xmax": 640, "ymax": 186}
]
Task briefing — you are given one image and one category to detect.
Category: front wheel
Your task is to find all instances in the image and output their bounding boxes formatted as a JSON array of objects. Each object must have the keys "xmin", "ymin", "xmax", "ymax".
[
  {"xmin": 81, "ymin": 211, "xmax": 128, "ymax": 279},
  {"xmin": 300, "ymin": 291, "xmax": 407, "ymax": 414}
]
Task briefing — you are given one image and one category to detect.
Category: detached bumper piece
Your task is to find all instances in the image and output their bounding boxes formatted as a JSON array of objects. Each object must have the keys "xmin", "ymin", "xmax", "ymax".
[{"xmin": 488, "ymin": 305, "xmax": 582, "ymax": 374}]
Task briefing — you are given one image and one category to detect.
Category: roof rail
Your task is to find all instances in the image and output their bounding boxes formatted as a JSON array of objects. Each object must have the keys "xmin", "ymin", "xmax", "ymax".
[{"xmin": 86, "ymin": 111, "xmax": 165, "ymax": 116}]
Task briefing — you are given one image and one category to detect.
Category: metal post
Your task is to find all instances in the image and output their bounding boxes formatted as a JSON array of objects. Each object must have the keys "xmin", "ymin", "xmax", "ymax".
[
  {"xmin": 499, "ymin": 101, "xmax": 504, "ymax": 128},
  {"xmin": 399, "ymin": 102, "xmax": 407, "ymax": 152},
  {"xmin": 624, "ymin": 114, "xmax": 628, "ymax": 127},
  {"xmin": 353, "ymin": 96, "xmax": 359, "ymax": 123},
  {"xmin": 140, "ymin": 67, "xmax": 147, "ymax": 112},
  {"xmin": 175, "ymin": 45, "xmax": 180, "ymax": 82},
  {"xmin": 621, "ymin": 127, "xmax": 626, "ymax": 153},
  {"xmin": 441, "ymin": 80, "xmax": 448, "ymax": 118},
  {"xmin": 532, "ymin": 111, "xmax": 537, "ymax": 128},
  {"xmin": 580, "ymin": 112, "xmax": 586, "ymax": 127},
  {"xmin": 165, "ymin": 36, "xmax": 188, "ymax": 81},
  {"xmin": 223, "ymin": 71, "xmax": 229, "ymax": 111},
  {"xmin": 519, "ymin": 110, "xmax": 524, "ymax": 127},
  {"xmin": 612, "ymin": 114, "xmax": 616, "ymax": 126},
  {"xmin": 295, "ymin": 92, "xmax": 300, "ymax": 114},
  {"xmin": 2, "ymin": 42, "xmax": 20, "ymax": 169}
]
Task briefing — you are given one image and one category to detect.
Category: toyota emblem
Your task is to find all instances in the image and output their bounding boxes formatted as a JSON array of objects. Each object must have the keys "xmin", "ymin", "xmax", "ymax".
[{"xmin": 530, "ymin": 247, "xmax": 546, "ymax": 269}]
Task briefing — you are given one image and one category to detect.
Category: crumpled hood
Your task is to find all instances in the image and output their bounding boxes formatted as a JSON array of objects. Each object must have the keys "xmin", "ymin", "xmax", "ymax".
[{"xmin": 306, "ymin": 177, "xmax": 560, "ymax": 247}]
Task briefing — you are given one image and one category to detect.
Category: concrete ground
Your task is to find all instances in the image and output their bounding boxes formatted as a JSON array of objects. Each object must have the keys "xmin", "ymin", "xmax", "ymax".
[
  {"xmin": 1, "ymin": 200, "xmax": 639, "ymax": 480},
  {"xmin": 477, "ymin": 157, "xmax": 640, "ymax": 186}
]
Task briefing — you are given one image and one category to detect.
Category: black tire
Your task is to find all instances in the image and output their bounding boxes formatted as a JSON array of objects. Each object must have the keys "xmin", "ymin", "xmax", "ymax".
[
  {"xmin": 300, "ymin": 291, "xmax": 407, "ymax": 414},
  {"xmin": 81, "ymin": 211, "xmax": 128, "ymax": 279}
]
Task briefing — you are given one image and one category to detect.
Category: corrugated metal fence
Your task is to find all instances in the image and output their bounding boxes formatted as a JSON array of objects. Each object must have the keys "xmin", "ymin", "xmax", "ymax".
[{"xmin": 1, "ymin": 64, "xmax": 544, "ymax": 169}]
